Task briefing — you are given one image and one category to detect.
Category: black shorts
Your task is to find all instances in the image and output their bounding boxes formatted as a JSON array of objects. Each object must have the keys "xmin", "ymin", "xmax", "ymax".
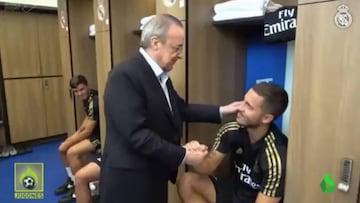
[
  {"xmin": 209, "ymin": 176, "xmax": 233, "ymax": 203},
  {"xmin": 87, "ymin": 150, "xmax": 101, "ymax": 166},
  {"xmin": 210, "ymin": 176, "xmax": 272, "ymax": 203},
  {"xmin": 88, "ymin": 134, "xmax": 101, "ymax": 150}
]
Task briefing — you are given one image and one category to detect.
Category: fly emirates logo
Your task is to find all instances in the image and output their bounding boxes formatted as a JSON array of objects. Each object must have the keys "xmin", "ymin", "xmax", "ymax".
[{"xmin": 234, "ymin": 163, "xmax": 260, "ymax": 189}]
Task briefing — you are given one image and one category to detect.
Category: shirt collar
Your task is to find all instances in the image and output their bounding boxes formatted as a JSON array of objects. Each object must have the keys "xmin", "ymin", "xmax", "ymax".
[{"xmin": 139, "ymin": 47, "xmax": 168, "ymax": 82}]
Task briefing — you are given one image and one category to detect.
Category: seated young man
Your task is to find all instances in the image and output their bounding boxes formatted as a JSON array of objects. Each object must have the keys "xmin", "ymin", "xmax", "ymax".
[
  {"xmin": 74, "ymin": 149, "xmax": 101, "ymax": 203},
  {"xmin": 177, "ymin": 82, "xmax": 289, "ymax": 203},
  {"xmin": 55, "ymin": 75, "xmax": 101, "ymax": 203}
]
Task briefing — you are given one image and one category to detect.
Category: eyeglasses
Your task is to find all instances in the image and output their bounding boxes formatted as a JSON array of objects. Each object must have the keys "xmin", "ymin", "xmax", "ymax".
[
  {"xmin": 168, "ymin": 44, "xmax": 183, "ymax": 53},
  {"xmin": 153, "ymin": 35, "xmax": 183, "ymax": 53}
]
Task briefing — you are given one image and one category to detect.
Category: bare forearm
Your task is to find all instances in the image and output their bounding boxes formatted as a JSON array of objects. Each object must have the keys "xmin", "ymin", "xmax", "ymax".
[
  {"xmin": 255, "ymin": 192, "xmax": 281, "ymax": 203},
  {"xmin": 71, "ymin": 118, "xmax": 96, "ymax": 142},
  {"xmin": 68, "ymin": 127, "xmax": 91, "ymax": 143},
  {"xmin": 193, "ymin": 162, "xmax": 216, "ymax": 175},
  {"xmin": 75, "ymin": 128, "xmax": 92, "ymax": 141},
  {"xmin": 193, "ymin": 151, "xmax": 223, "ymax": 174}
]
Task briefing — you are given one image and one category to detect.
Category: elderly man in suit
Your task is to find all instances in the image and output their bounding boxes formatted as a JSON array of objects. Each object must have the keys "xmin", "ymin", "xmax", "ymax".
[{"xmin": 100, "ymin": 14, "xmax": 240, "ymax": 203}]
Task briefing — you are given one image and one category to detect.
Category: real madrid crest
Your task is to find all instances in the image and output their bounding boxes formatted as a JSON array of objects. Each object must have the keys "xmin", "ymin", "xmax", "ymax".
[
  {"xmin": 334, "ymin": 4, "xmax": 352, "ymax": 29},
  {"xmin": 253, "ymin": 159, "xmax": 259, "ymax": 173},
  {"xmin": 97, "ymin": 0, "xmax": 106, "ymax": 21},
  {"xmin": 162, "ymin": 0, "xmax": 177, "ymax": 7},
  {"xmin": 235, "ymin": 147, "xmax": 243, "ymax": 155},
  {"xmin": 60, "ymin": 10, "xmax": 68, "ymax": 31}
]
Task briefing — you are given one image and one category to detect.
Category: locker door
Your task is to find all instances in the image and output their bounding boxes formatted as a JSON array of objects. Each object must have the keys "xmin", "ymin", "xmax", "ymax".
[
  {"xmin": 94, "ymin": 31, "xmax": 112, "ymax": 150},
  {"xmin": 43, "ymin": 77, "xmax": 67, "ymax": 136},
  {"xmin": 4, "ymin": 79, "xmax": 47, "ymax": 143},
  {"xmin": 285, "ymin": 1, "xmax": 360, "ymax": 203},
  {"xmin": 94, "ymin": 0, "xmax": 110, "ymax": 32},
  {"xmin": 57, "ymin": 0, "xmax": 77, "ymax": 135},
  {"xmin": 38, "ymin": 14, "xmax": 62, "ymax": 76},
  {"xmin": 156, "ymin": 0, "xmax": 185, "ymax": 21},
  {"xmin": 68, "ymin": 0, "xmax": 97, "ymax": 128},
  {"xmin": 0, "ymin": 12, "xmax": 40, "ymax": 78}
]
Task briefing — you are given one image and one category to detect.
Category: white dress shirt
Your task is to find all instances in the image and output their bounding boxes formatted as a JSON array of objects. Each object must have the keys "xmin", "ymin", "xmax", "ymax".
[{"xmin": 139, "ymin": 48, "xmax": 172, "ymax": 111}]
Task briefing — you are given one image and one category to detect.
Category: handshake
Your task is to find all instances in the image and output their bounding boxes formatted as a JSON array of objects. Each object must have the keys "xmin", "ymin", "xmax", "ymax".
[{"xmin": 182, "ymin": 140, "xmax": 208, "ymax": 166}]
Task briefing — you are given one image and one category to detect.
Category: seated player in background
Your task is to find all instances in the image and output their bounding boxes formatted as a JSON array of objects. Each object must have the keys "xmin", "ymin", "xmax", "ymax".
[{"xmin": 55, "ymin": 75, "xmax": 101, "ymax": 203}]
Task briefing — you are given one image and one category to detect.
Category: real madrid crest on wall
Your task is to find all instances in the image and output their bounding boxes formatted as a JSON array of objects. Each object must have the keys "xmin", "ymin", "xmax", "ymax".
[
  {"xmin": 60, "ymin": 10, "xmax": 68, "ymax": 31},
  {"xmin": 334, "ymin": 4, "xmax": 352, "ymax": 29},
  {"xmin": 162, "ymin": 0, "xmax": 177, "ymax": 7},
  {"xmin": 97, "ymin": 0, "xmax": 106, "ymax": 21}
]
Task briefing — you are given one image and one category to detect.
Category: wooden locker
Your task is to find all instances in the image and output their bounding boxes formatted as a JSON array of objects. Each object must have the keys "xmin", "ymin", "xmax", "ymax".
[
  {"xmin": 110, "ymin": 0, "xmax": 156, "ymax": 65},
  {"xmin": 94, "ymin": 0, "xmax": 110, "ymax": 32},
  {"xmin": 37, "ymin": 14, "xmax": 62, "ymax": 76},
  {"xmin": 94, "ymin": 30, "xmax": 112, "ymax": 150},
  {"xmin": 67, "ymin": 0, "xmax": 98, "ymax": 127},
  {"xmin": 0, "ymin": 12, "xmax": 41, "ymax": 78},
  {"xmin": 4, "ymin": 79, "xmax": 47, "ymax": 143},
  {"xmin": 57, "ymin": 0, "xmax": 70, "ymax": 38},
  {"xmin": 67, "ymin": 0, "xmax": 97, "ymax": 88},
  {"xmin": 58, "ymin": 0, "xmax": 77, "ymax": 135},
  {"xmin": 156, "ymin": 0, "xmax": 185, "ymax": 21},
  {"xmin": 285, "ymin": 1, "xmax": 360, "ymax": 202},
  {"xmin": 57, "ymin": 0, "xmax": 79, "ymax": 136},
  {"xmin": 273, "ymin": 0, "xmax": 298, "ymax": 6},
  {"xmin": 298, "ymin": 0, "xmax": 335, "ymax": 5},
  {"xmin": 43, "ymin": 77, "xmax": 67, "ymax": 136},
  {"xmin": 58, "ymin": 35, "xmax": 76, "ymax": 137}
]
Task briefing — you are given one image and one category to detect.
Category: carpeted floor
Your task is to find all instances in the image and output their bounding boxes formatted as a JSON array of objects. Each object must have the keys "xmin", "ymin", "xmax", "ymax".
[{"xmin": 0, "ymin": 139, "xmax": 70, "ymax": 203}]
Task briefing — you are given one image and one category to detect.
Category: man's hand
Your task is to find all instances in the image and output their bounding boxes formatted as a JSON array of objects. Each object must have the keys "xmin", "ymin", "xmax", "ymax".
[
  {"xmin": 184, "ymin": 148, "xmax": 208, "ymax": 166},
  {"xmin": 220, "ymin": 101, "xmax": 242, "ymax": 119},
  {"xmin": 183, "ymin": 140, "xmax": 208, "ymax": 152},
  {"xmin": 183, "ymin": 140, "xmax": 208, "ymax": 166}
]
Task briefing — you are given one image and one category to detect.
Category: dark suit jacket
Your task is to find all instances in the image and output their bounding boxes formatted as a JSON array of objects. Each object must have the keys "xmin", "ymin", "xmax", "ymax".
[{"xmin": 100, "ymin": 53, "xmax": 220, "ymax": 203}]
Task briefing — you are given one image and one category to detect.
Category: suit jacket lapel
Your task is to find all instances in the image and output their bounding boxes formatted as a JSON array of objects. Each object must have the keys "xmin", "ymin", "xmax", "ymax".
[
  {"xmin": 151, "ymin": 76, "xmax": 175, "ymax": 124},
  {"xmin": 166, "ymin": 79, "xmax": 181, "ymax": 130},
  {"xmin": 137, "ymin": 54, "xmax": 180, "ymax": 129}
]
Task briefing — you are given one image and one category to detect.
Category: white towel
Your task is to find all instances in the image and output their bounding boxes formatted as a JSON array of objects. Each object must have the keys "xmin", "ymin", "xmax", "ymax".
[
  {"xmin": 214, "ymin": 0, "xmax": 267, "ymax": 14},
  {"xmin": 140, "ymin": 15, "xmax": 155, "ymax": 25},
  {"xmin": 89, "ymin": 24, "xmax": 95, "ymax": 36},
  {"xmin": 266, "ymin": 1, "xmax": 283, "ymax": 12},
  {"xmin": 213, "ymin": 10, "xmax": 264, "ymax": 21}
]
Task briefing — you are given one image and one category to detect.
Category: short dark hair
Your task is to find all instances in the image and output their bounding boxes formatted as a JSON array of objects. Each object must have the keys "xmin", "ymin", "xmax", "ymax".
[
  {"xmin": 252, "ymin": 82, "xmax": 288, "ymax": 119},
  {"xmin": 69, "ymin": 75, "xmax": 88, "ymax": 88}
]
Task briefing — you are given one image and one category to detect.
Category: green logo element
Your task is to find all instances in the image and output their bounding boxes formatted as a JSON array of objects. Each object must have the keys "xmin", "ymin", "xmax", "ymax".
[
  {"xmin": 14, "ymin": 163, "xmax": 44, "ymax": 199},
  {"xmin": 320, "ymin": 173, "xmax": 335, "ymax": 193}
]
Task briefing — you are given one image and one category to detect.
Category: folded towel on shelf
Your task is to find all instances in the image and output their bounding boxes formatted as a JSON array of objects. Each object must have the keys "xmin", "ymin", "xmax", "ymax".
[
  {"xmin": 265, "ymin": 1, "xmax": 283, "ymax": 12},
  {"xmin": 140, "ymin": 15, "xmax": 155, "ymax": 27},
  {"xmin": 89, "ymin": 24, "xmax": 95, "ymax": 36},
  {"xmin": 214, "ymin": 0, "xmax": 268, "ymax": 14},
  {"xmin": 140, "ymin": 15, "xmax": 155, "ymax": 25},
  {"xmin": 213, "ymin": 10, "xmax": 264, "ymax": 21}
]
